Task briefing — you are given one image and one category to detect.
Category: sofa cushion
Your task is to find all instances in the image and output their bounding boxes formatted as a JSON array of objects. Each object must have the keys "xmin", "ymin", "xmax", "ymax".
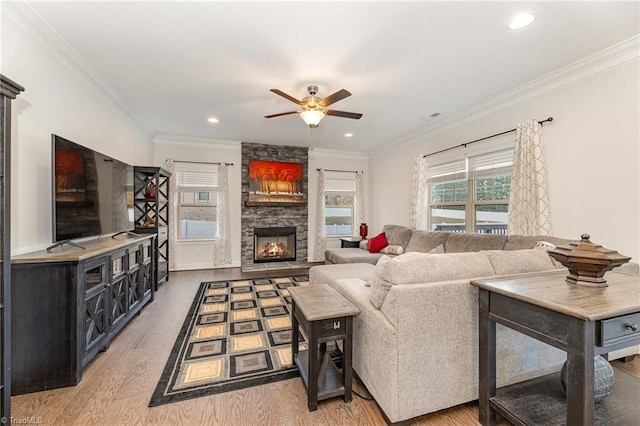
[
  {"xmin": 370, "ymin": 256, "xmax": 394, "ymax": 309},
  {"xmin": 368, "ymin": 252, "xmax": 495, "ymax": 309},
  {"xmin": 504, "ymin": 235, "xmax": 575, "ymax": 251},
  {"xmin": 309, "ymin": 263, "xmax": 376, "ymax": 286},
  {"xmin": 382, "ymin": 224, "xmax": 414, "ymax": 249},
  {"xmin": 369, "ymin": 232, "xmax": 389, "ymax": 253},
  {"xmin": 428, "ymin": 244, "xmax": 445, "ymax": 254},
  {"xmin": 445, "ymin": 233, "xmax": 507, "ymax": 253},
  {"xmin": 325, "ymin": 248, "xmax": 385, "ymax": 265},
  {"xmin": 380, "ymin": 252, "xmax": 495, "ymax": 285},
  {"xmin": 485, "ymin": 248, "xmax": 555, "ymax": 275},
  {"xmin": 405, "ymin": 230, "xmax": 450, "ymax": 253}
]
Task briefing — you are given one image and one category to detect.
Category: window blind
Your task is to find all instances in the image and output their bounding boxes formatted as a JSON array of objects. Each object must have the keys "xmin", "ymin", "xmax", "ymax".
[
  {"xmin": 469, "ymin": 148, "xmax": 514, "ymax": 179},
  {"xmin": 177, "ymin": 170, "xmax": 218, "ymax": 192},
  {"xmin": 426, "ymin": 158, "xmax": 467, "ymax": 184},
  {"xmin": 427, "ymin": 148, "xmax": 515, "ymax": 183},
  {"xmin": 325, "ymin": 171, "xmax": 356, "ymax": 192}
]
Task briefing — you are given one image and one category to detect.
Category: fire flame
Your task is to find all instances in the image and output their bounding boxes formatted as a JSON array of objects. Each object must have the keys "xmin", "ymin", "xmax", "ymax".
[{"xmin": 261, "ymin": 242, "xmax": 289, "ymax": 258}]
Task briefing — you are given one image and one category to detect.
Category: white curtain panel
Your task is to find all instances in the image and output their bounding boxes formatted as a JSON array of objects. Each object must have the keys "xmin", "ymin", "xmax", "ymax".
[
  {"xmin": 213, "ymin": 164, "xmax": 232, "ymax": 266},
  {"xmin": 313, "ymin": 169, "xmax": 327, "ymax": 262},
  {"xmin": 165, "ymin": 159, "xmax": 178, "ymax": 270},
  {"xmin": 508, "ymin": 118, "xmax": 553, "ymax": 236},
  {"xmin": 354, "ymin": 172, "xmax": 365, "ymax": 236},
  {"xmin": 409, "ymin": 154, "xmax": 429, "ymax": 230}
]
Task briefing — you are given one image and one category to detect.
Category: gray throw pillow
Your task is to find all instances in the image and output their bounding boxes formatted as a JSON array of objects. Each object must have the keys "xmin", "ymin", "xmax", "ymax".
[
  {"xmin": 381, "ymin": 224, "xmax": 413, "ymax": 249},
  {"xmin": 405, "ymin": 230, "xmax": 450, "ymax": 253}
]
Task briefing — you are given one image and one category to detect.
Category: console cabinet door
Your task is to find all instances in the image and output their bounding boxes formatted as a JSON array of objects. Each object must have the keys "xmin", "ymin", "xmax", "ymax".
[
  {"xmin": 82, "ymin": 257, "xmax": 108, "ymax": 365},
  {"xmin": 110, "ymin": 249, "xmax": 127, "ymax": 328},
  {"xmin": 141, "ymin": 240, "xmax": 154, "ymax": 301},
  {"xmin": 126, "ymin": 247, "xmax": 141, "ymax": 311}
]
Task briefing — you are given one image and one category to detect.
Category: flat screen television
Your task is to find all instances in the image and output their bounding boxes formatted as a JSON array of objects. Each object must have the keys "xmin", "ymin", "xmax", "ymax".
[{"xmin": 52, "ymin": 134, "xmax": 134, "ymax": 243}]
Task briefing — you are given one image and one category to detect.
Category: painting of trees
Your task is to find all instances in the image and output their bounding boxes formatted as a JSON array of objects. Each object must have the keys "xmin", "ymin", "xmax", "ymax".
[{"xmin": 248, "ymin": 160, "xmax": 304, "ymax": 204}]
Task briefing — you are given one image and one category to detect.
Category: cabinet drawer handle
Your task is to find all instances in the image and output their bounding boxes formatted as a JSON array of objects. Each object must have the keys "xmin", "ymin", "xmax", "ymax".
[{"xmin": 625, "ymin": 323, "xmax": 638, "ymax": 332}]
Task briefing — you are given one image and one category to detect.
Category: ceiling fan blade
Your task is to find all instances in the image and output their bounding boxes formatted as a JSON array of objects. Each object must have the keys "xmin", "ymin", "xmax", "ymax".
[
  {"xmin": 270, "ymin": 89, "xmax": 301, "ymax": 105},
  {"xmin": 326, "ymin": 110, "xmax": 363, "ymax": 120},
  {"xmin": 319, "ymin": 89, "xmax": 351, "ymax": 107},
  {"xmin": 264, "ymin": 111, "xmax": 299, "ymax": 118}
]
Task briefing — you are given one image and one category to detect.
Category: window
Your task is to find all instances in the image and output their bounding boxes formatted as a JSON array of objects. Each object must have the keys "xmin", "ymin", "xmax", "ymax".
[
  {"xmin": 176, "ymin": 168, "xmax": 218, "ymax": 239},
  {"xmin": 324, "ymin": 173, "xmax": 356, "ymax": 236},
  {"xmin": 197, "ymin": 192, "xmax": 211, "ymax": 203},
  {"xmin": 428, "ymin": 148, "xmax": 513, "ymax": 234}
]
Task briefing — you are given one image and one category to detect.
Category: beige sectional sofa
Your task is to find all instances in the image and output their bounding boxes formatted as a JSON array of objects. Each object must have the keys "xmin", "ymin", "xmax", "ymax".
[
  {"xmin": 324, "ymin": 224, "xmax": 574, "ymax": 264},
  {"xmin": 311, "ymin": 227, "xmax": 578, "ymax": 422}
]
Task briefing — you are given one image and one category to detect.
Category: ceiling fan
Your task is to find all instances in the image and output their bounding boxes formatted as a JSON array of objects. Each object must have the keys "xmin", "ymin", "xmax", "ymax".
[{"xmin": 265, "ymin": 85, "xmax": 363, "ymax": 128}]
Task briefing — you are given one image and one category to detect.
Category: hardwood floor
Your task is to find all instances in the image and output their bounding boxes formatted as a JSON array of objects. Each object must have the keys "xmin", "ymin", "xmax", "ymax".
[{"xmin": 11, "ymin": 269, "xmax": 640, "ymax": 425}]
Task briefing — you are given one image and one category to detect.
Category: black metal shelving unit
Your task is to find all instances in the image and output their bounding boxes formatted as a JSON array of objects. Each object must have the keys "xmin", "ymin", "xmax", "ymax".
[{"xmin": 133, "ymin": 166, "xmax": 170, "ymax": 288}]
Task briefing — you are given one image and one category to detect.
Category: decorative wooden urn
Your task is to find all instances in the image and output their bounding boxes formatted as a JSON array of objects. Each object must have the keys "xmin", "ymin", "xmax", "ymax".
[{"xmin": 547, "ymin": 234, "xmax": 631, "ymax": 287}]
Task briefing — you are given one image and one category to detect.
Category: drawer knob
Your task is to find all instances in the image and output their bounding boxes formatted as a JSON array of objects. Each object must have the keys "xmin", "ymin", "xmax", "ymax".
[{"xmin": 625, "ymin": 323, "xmax": 638, "ymax": 332}]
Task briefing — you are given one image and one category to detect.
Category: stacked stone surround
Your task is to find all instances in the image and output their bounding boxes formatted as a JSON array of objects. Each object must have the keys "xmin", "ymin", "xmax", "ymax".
[{"xmin": 241, "ymin": 142, "xmax": 308, "ymax": 269}]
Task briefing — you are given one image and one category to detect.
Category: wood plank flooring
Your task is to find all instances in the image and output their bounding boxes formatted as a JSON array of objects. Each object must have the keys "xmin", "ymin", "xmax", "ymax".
[{"xmin": 11, "ymin": 269, "xmax": 640, "ymax": 425}]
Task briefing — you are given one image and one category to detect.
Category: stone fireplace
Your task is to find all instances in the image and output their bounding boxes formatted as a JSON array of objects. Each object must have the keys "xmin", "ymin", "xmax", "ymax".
[
  {"xmin": 241, "ymin": 142, "xmax": 308, "ymax": 271},
  {"xmin": 253, "ymin": 227, "xmax": 296, "ymax": 263}
]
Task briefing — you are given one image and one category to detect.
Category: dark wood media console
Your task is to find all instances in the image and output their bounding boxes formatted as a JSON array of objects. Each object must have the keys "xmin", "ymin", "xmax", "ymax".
[{"xmin": 10, "ymin": 235, "xmax": 156, "ymax": 394}]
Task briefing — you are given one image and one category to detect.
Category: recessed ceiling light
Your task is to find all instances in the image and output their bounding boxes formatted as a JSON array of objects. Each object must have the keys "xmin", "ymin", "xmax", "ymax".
[
  {"xmin": 207, "ymin": 117, "xmax": 219, "ymax": 124},
  {"xmin": 508, "ymin": 13, "xmax": 536, "ymax": 30},
  {"xmin": 344, "ymin": 133, "xmax": 354, "ymax": 138}
]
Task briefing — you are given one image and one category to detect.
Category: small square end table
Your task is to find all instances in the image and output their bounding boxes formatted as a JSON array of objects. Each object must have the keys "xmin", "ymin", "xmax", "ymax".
[{"xmin": 289, "ymin": 284, "xmax": 360, "ymax": 411}]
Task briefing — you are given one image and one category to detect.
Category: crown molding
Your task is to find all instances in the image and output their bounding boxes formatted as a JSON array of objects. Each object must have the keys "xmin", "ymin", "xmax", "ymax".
[
  {"xmin": 309, "ymin": 147, "xmax": 369, "ymax": 160},
  {"xmin": 2, "ymin": 1, "xmax": 152, "ymax": 137},
  {"xmin": 372, "ymin": 34, "xmax": 640, "ymax": 157},
  {"xmin": 154, "ymin": 134, "xmax": 241, "ymax": 147}
]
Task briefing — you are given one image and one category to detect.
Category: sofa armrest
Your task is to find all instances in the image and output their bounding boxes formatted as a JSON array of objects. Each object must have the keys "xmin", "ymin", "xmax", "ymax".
[
  {"xmin": 381, "ymin": 278, "xmax": 565, "ymax": 420},
  {"xmin": 324, "ymin": 248, "xmax": 385, "ymax": 265}
]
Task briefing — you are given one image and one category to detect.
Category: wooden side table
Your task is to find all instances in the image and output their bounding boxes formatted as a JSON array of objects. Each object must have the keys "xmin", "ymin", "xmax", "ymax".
[
  {"xmin": 288, "ymin": 284, "xmax": 360, "ymax": 411},
  {"xmin": 340, "ymin": 237, "xmax": 362, "ymax": 248},
  {"xmin": 471, "ymin": 270, "xmax": 640, "ymax": 425}
]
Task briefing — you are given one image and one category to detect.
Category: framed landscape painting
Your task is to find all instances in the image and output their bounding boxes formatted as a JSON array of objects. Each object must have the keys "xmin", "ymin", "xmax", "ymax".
[{"xmin": 247, "ymin": 160, "xmax": 305, "ymax": 206}]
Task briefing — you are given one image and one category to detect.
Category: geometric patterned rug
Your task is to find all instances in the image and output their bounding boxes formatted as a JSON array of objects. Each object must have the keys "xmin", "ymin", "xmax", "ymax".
[{"xmin": 149, "ymin": 275, "xmax": 309, "ymax": 407}]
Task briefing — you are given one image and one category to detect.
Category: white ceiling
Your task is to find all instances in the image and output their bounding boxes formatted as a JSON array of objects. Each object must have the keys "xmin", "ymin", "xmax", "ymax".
[{"xmin": 26, "ymin": 1, "xmax": 640, "ymax": 153}]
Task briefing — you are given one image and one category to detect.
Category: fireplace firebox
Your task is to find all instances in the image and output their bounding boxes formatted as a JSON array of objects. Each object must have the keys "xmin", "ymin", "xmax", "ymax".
[{"xmin": 253, "ymin": 227, "xmax": 296, "ymax": 263}]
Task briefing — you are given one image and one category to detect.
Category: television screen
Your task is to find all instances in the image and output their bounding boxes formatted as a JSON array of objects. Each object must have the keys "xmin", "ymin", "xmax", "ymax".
[{"xmin": 52, "ymin": 135, "xmax": 134, "ymax": 242}]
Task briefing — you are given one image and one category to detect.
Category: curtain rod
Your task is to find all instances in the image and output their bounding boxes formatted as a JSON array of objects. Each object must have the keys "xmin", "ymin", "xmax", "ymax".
[
  {"xmin": 316, "ymin": 168, "xmax": 363, "ymax": 174},
  {"xmin": 423, "ymin": 117, "xmax": 554, "ymax": 158},
  {"xmin": 169, "ymin": 159, "xmax": 234, "ymax": 166}
]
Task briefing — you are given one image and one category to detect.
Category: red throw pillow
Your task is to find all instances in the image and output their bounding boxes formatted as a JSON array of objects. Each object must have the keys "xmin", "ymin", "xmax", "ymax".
[{"xmin": 368, "ymin": 232, "xmax": 389, "ymax": 253}]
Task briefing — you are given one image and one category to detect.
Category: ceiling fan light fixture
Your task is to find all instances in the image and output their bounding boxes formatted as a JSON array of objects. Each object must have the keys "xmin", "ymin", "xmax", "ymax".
[
  {"xmin": 300, "ymin": 110, "xmax": 325, "ymax": 128},
  {"xmin": 508, "ymin": 13, "xmax": 536, "ymax": 30}
]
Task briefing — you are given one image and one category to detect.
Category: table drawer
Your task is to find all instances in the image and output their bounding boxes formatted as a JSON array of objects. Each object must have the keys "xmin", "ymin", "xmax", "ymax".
[
  {"xmin": 600, "ymin": 312, "xmax": 640, "ymax": 346},
  {"xmin": 318, "ymin": 316, "xmax": 347, "ymax": 339}
]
